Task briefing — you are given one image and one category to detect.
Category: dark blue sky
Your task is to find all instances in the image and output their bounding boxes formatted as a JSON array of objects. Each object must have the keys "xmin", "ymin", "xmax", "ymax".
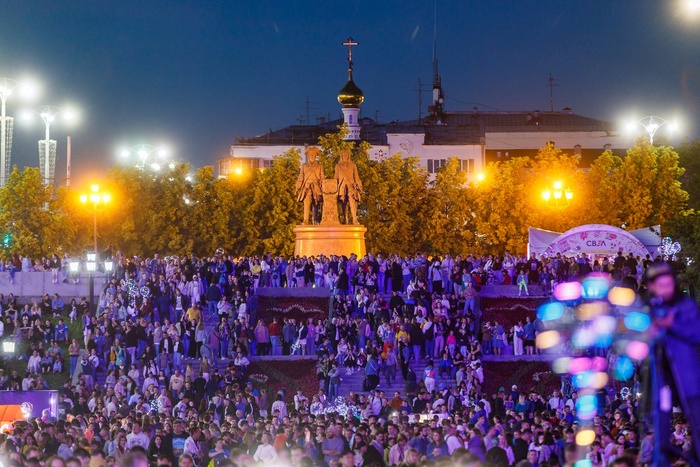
[{"xmin": 1, "ymin": 1, "xmax": 699, "ymax": 183}]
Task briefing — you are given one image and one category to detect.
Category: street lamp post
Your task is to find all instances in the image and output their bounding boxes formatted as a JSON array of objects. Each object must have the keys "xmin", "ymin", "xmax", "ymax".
[
  {"xmin": 24, "ymin": 105, "xmax": 74, "ymax": 185},
  {"xmin": 79, "ymin": 184, "xmax": 111, "ymax": 256},
  {"xmin": 86, "ymin": 252, "xmax": 96, "ymax": 313},
  {"xmin": 628, "ymin": 116, "xmax": 677, "ymax": 145},
  {"xmin": 0, "ymin": 78, "xmax": 38, "ymax": 187},
  {"xmin": 120, "ymin": 144, "xmax": 170, "ymax": 171},
  {"xmin": 542, "ymin": 181, "xmax": 573, "ymax": 209}
]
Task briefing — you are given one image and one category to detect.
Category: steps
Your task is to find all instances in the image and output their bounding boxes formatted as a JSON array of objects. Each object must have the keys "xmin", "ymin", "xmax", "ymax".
[{"xmin": 337, "ymin": 357, "xmax": 458, "ymax": 397}]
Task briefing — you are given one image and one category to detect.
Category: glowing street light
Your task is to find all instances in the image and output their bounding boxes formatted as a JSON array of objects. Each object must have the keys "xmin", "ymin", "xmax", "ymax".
[
  {"xmin": 120, "ymin": 144, "xmax": 170, "ymax": 170},
  {"xmin": 542, "ymin": 180, "xmax": 573, "ymax": 209},
  {"xmin": 627, "ymin": 116, "xmax": 677, "ymax": 145},
  {"xmin": 79, "ymin": 184, "xmax": 111, "ymax": 255},
  {"xmin": 24, "ymin": 105, "xmax": 76, "ymax": 185},
  {"xmin": 0, "ymin": 78, "xmax": 40, "ymax": 187}
]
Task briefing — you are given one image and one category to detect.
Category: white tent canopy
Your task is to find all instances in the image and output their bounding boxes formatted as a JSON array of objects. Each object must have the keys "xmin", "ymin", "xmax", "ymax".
[{"xmin": 529, "ymin": 224, "xmax": 660, "ymax": 258}]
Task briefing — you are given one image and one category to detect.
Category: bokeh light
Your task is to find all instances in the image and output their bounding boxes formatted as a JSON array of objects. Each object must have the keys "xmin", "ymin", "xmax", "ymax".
[
  {"xmin": 536, "ymin": 330, "xmax": 561, "ymax": 349},
  {"xmin": 554, "ymin": 281, "xmax": 582, "ymax": 301},
  {"xmin": 614, "ymin": 355, "xmax": 635, "ymax": 380},
  {"xmin": 624, "ymin": 311, "xmax": 651, "ymax": 332},
  {"xmin": 537, "ymin": 302, "xmax": 565, "ymax": 321},
  {"xmin": 608, "ymin": 286, "xmax": 636, "ymax": 306},
  {"xmin": 576, "ymin": 430, "xmax": 596, "ymax": 446},
  {"xmin": 581, "ymin": 274, "xmax": 610, "ymax": 300},
  {"xmin": 626, "ymin": 340, "xmax": 650, "ymax": 360}
]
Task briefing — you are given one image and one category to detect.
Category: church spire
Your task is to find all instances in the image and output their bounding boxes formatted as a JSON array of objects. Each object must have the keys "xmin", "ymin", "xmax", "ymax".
[{"xmin": 337, "ymin": 37, "xmax": 364, "ymax": 140}]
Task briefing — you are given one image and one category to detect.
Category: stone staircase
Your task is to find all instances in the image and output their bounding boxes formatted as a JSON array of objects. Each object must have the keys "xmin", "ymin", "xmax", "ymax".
[
  {"xmin": 337, "ymin": 357, "xmax": 458, "ymax": 397},
  {"xmin": 94, "ymin": 307, "xmax": 229, "ymax": 390}
]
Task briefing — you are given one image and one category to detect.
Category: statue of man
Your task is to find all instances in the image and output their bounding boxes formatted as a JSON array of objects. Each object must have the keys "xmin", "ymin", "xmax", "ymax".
[
  {"xmin": 295, "ymin": 147, "xmax": 323, "ymax": 225},
  {"xmin": 334, "ymin": 148, "xmax": 363, "ymax": 225}
]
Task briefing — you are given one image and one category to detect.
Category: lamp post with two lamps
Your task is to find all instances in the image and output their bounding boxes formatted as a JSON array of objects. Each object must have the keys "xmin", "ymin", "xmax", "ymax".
[
  {"xmin": 120, "ymin": 144, "xmax": 170, "ymax": 171},
  {"xmin": 0, "ymin": 78, "xmax": 39, "ymax": 187},
  {"xmin": 23, "ymin": 105, "xmax": 76, "ymax": 185},
  {"xmin": 79, "ymin": 184, "xmax": 111, "ymax": 255},
  {"xmin": 627, "ymin": 116, "xmax": 678, "ymax": 145},
  {"xmin": 542, "ymin": 181, "xmax": 573, "ymax": 209}
]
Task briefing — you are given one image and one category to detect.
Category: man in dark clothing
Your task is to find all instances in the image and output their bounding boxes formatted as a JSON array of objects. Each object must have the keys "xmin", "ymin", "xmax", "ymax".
[
  {"xmin": 512, "ymin": 430, "xmax": 530, "ymax": 463},
  {"xmin": 205, "ymin": 284, "xmax": 222, "ymax": 320},
  {"xmin": 363, "ymin": 431, "xmax": 386, "ymax": 466}
]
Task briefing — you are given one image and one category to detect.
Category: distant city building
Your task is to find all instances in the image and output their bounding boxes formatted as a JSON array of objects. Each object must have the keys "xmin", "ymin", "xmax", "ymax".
[{"xmin": 220, "ymin": 39, "xmax": 628, "ymax": 180}]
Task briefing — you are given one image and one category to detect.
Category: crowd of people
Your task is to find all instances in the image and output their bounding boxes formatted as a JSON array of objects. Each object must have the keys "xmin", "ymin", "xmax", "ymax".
[{"xmin": 0, "ymin": 250, "xmax": 694, "ymax": 467}]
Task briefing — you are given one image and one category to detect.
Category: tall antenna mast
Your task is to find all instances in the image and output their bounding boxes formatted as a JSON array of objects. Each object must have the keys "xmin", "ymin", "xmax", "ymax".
[
  {"xmin": 432, "ymin": 0, "xmax": 438, "ymax": 80},
  {"xmin": 548, "ymin": 73, "xmax": 558, "ymax": 112},
  {"xmin": 429, "ymin": 0, "xmax": 445, "ymax": 118}
]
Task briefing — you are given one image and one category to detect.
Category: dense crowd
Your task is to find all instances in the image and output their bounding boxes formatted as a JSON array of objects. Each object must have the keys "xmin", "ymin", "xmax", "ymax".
[{"xmin": 0, "ymin": 250, "xmax": 693, "ymax": 467}]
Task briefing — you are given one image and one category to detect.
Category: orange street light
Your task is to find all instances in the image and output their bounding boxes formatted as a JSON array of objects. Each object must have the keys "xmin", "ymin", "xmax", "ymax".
[
  {"xmin": 80, "ymin": 184, "xmax": 110, "ymax": 255},
  {"xmin": 542, "ymin": 181, "xmax": 572, "ymax": 209}
]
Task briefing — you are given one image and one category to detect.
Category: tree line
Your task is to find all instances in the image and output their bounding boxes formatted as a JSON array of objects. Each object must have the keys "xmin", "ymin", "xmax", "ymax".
[{"xmin": 0, "ymin": 130, "xmax": 696, "ymax": 287}]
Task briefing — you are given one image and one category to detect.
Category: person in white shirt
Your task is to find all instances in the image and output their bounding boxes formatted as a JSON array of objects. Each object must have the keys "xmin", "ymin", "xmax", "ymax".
[
  {"xmin": 294, "ymin": 390, "xmax": 308, "ymax": 411},
  {"xmin": 27, "ymin": 351, "xmax": 41, "ymax": 374},
  {"xmin": 548, "ymin": 390, "xmax": 564, "ymax": 412},
  {"xmin": 125, "ymin": 422, "xmax": 150, "ymax": 450},
  {"xmin": 183, "ymin": 426, "xmax": 203, "ymax": 464},
  {"xmin": 253, "ymin": 433, "xmax": 278, "ymax": 463},
  {"xmin": 233, "ymin": 352, "xmax": 249, "ymax": 370}
]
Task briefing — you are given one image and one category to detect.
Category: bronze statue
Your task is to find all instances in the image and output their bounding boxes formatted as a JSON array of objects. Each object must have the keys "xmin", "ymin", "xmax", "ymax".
[
  {"xmin": 295, "ymin": 147, "xmax": 323, "ymax": 224},
  {"xmin": 334, "ymin": 148, "xmax": 362, "ymax": 225}
]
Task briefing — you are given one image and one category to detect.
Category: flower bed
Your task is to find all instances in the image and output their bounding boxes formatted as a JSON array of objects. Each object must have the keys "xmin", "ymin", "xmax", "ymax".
[
  {"xmin": 256, "ymin": 296, "xmax": 329, "ymax": 323},
  {"xmin": 482, "ymin": 361, "xmax": 560, "ymax": 397},
  {"xmin": 246, "ymin": 359, "xmax": 320, "ymax": 398},
  {"xmin": 480, "ymin": 297, "xmax": 548, "ymax": 330},
  {"xmin": 481, "ymin": 297, "xmax": 546, "ymax": 311}
]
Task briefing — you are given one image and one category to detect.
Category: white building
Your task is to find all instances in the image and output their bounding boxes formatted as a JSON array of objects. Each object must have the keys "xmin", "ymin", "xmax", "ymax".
[{"xmin": 220, "ymin": 43, "xmax": 629, "ymax": 180}]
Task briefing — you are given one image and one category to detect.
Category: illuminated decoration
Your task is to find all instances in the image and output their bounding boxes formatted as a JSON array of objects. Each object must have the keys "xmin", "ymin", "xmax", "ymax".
[
  {"xmin": 149, "ymin": 398, "xmax": 161, "ymax": 415},
  {"xmin": 290, "ymin": 339, "xmax": 301, "ymax": 354},
  {"xmin": 657, "ymin": 237, "xmax": 681, "ymax": 261},
  {"xmin": 323, "ymin": 396, "xmax": 361, "ymax": 419},
  {"xmin": 537, "ymin": 272, "xmax": 651, "ymax": 441},
  {"xmin": 20, "ymin": 402, "xmax": 33, "ymax": 420}
]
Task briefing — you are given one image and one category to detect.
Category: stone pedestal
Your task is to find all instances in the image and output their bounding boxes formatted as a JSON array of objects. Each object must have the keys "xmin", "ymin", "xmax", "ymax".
[{"xmin": 293, "ymin": 224, "xmax": 367, "ymax": 258}]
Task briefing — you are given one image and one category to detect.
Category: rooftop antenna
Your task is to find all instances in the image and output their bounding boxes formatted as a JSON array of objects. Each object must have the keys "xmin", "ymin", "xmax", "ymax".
[
  {"xmin": 548, "ymin": 73, "xmax": 558, "ymax": 112},
  {"xmin": 414, "ymin": 78, "xmax": 430, "ymax": 123}
]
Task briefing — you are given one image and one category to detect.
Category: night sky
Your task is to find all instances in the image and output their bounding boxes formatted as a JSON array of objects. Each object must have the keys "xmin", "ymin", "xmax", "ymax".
[{"xmin": 1, "ymin": 0, "xmax": 699, "ymax": 184}]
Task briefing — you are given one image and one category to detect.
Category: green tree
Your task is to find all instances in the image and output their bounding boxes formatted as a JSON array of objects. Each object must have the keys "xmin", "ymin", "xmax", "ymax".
[
  {"xmin": 242, "ymin": 149, "xmax": 302, "ymax": 255},
  {"xmin": 184, "ymin": 166, "xmax": 240, "ymax": 256},
  {"xmin": 677, "ymin": 139, "xmax": 700, "ymax": 210},
  {"xmin": 0, "ymin": 167, "xmax": 55, "ymax": 258},
  {"xmin": 418, "ymin": 157, "xmax": 473, "ymax": 254},
  {"xmin": 102, "ymin": 164, "xmax": 192, "ymax": 256},
  {"xmin": 613, "ymin": 143, "xmax": 687, "ymax": 230}
]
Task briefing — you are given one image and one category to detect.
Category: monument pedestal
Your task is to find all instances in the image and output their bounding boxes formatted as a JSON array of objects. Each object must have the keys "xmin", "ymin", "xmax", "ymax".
[{"xmin": 293, "ymin": 224, "xmax": 367, "ymax": 258}]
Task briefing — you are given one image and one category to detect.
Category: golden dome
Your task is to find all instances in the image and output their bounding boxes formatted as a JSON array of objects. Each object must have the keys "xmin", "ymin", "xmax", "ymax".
[{"xmin": 337, "ymin": 72, "xmax": 364, "ymax": 107}]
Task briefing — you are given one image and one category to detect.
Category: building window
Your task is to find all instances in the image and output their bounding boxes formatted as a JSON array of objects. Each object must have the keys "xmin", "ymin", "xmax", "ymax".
[
  {"xmin": 460, "ymin": 159, "xmax": 475, "ymax": 173},
  {"xmin": 262, "ymin": 159, "xmax": 274, "ymax": 169},
  {"xmin": 427, "ymin": 159, "xmax": 447, "ymax": 173},
  {"xmin": 574, "ymin": 144, "xmax": 582, "ymax": 155}
]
